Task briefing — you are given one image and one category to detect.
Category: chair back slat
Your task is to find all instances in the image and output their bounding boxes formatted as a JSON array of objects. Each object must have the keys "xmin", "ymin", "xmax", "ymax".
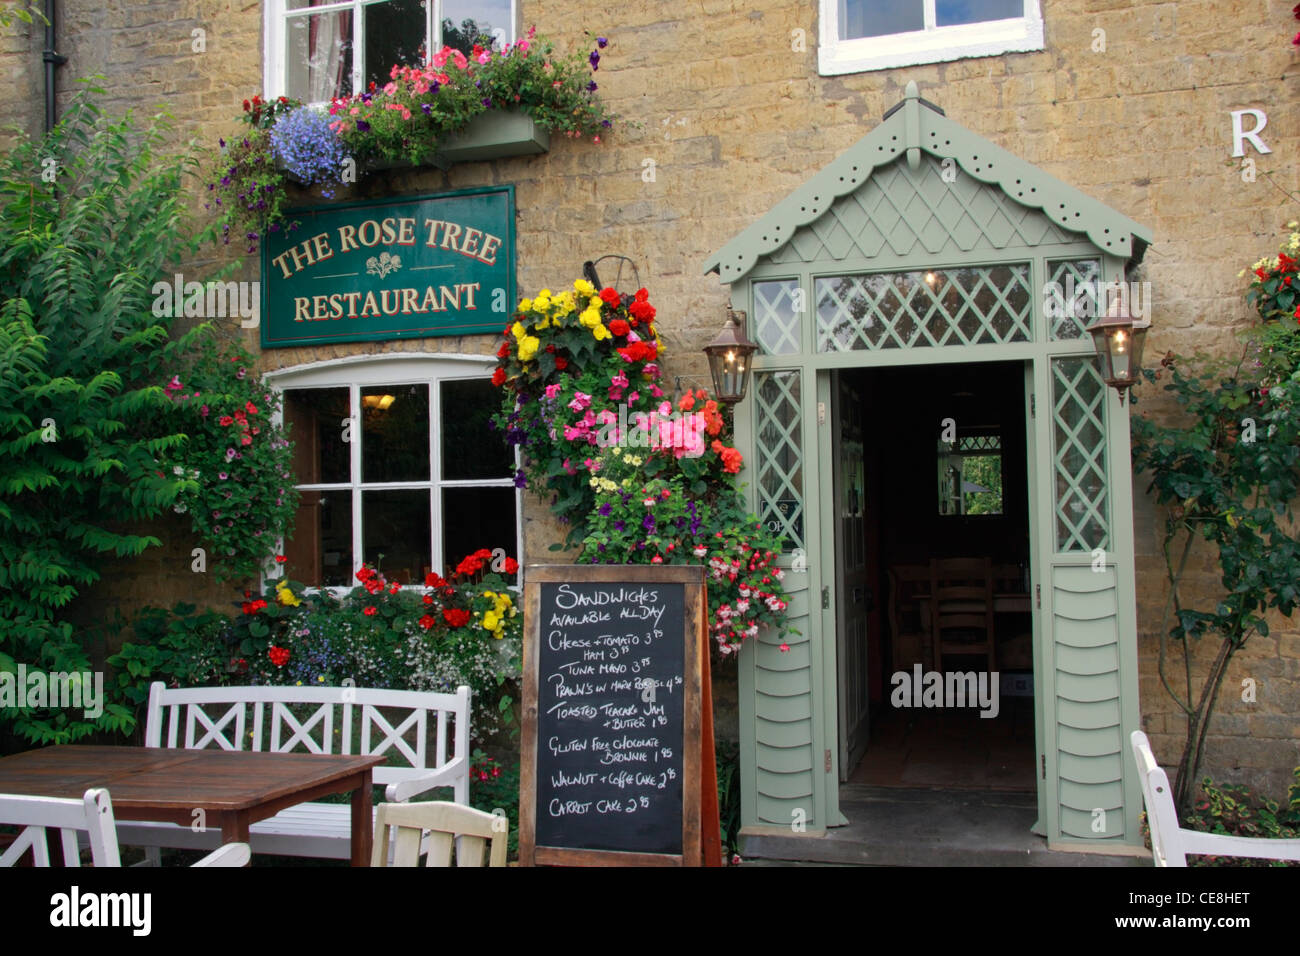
[
  {"xmin": 371, "ymin": 801, "xmax": 507, "ymax": 868},
  {"xmin": 0, "ymin": 789, "xmax": 118, "ymax": 868}
]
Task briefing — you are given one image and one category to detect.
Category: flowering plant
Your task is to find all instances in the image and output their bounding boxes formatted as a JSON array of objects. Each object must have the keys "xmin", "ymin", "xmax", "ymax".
[
  {"xmin": 128, "ymin": 550, "xmax": 523, "ymax": 742},
  {"xmin": 491, "ymin": 280, "xmax": 791, "ymax": 655},
  {"xmin": 159, "ymin": 338, "xmax": 298, "ymax": 583},
  {"xmin": 205, "ymin": 29, "xmax": 616, "ymax": 248},
  {"xmin": 269, "ymin": 106, "xmax": 352, "ymax": 198},
  {"xmin": 1243, "ymin": 220, "xmax": 1300, "ymax": 326}
]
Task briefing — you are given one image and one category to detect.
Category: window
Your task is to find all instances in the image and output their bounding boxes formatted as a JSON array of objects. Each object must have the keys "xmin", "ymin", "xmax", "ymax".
[
  {"xmin": 268, "ymin": 357, "xmax": 519, "ymax": 589},
  {"xmin": 937, "ymin": 431, "xmax": 1003, "ymax": 516},
  {"xmin": 266, "ymin": 0, "xmax": 518, "ymax": 104},
  {"xmin": 818, "ymin": 0, "xmax": 1043, "ymax": 76}
]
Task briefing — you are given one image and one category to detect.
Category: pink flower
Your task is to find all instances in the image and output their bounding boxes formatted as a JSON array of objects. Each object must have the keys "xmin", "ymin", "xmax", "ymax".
[
  {"xmin": 567, "ymin": 391, "xmax": 592, "ymax": 412},
  {"xmin": 544, "ymin": 383, "xmax": 562, "ymax": 400},
  {"xmin": 477, "ymin": 51, "xmax": 491, "ymax": 65},
  {"xmin": 517, "ymin": 39, "xmax": 530, "ymax": 53}
]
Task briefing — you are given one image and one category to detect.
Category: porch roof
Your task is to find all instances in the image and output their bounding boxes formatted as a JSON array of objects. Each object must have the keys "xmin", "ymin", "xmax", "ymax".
[{"xmin": 703, "ymin": 81, "xmax": 1153, "ymax": 284}]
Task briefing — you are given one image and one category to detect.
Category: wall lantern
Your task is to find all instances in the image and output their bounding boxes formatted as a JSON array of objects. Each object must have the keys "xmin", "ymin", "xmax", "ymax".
[
  {"xmin": 1085, "ymin": 295, "xmax": 1149, "ymax": 405},
  {"xmin": 704, "ymin": 307, "xmax": 759, "ymax": 405}
]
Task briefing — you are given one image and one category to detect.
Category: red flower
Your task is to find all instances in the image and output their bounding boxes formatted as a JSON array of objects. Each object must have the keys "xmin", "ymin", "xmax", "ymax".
[
  {"xmin": 617, "ymin": 342, "xmax": 658, "ymax": 363},
  {"xmin": 554, "ymin": 356, "xmax": 569, "ymax": 371},
  {"xmin": 443, "ymin": 607, "xmax": 471, "ymax": 628},
  {"xmin": 496, "ymin": 342, "xmax": 510, "ymax": 358},
  {"xmin": 491, "ymin": 367, "xmax": 507, "ymax": 387},
  {"xmin": 274, "ymin": 555, "xmax": 287, "ymax": 564},
  {"xmin": 629, "ymin": 300, "xmax": 656, "ymax": 323},
  {"xmin": 503, "ymin": 557, "xmax": 519, "ymax": 575},
  {"xmin": 268, "ymin": 646, "xmax": 290, "ymax": 667},
  {"xmin": 388, "ymin": 583, "xmax": 401, "ymax": 594},
  {"xmin": 609, "ymin": 318, "xmax": 630, "ymax": 337},
  {"xmin": 422, "ymin": 594, "xmax": 434, "ymax": 606},
  {"xmin": 356, "ymin": 567, "xmax": 374, "ymax": 581},
  {"xmin": 219, "ymin": 416, "xmax": 234, "ymax": 427},
  {"xmin": 418, "ymin": 614, "xmax": 436, "ymax": 630},
  {"xmin": 599, "ymin": 287, "xmax": 621, "ymax": 306},
  {"xmin": 245, "ymin": 401, "xmax": 259, "ymax": 415},
  {"xmin": 545, "ymin": 344, "xmax": 556, "ymax": 353},
  {"xmin": 241, "ymin": 598, "xmax": 268, "ymax": 615},
  {"xmin": 491, "ymin": 766, "xmax": 501, "ymax": 778},
  {"xmin": 363, "ymin": 606, "xmax": 377, "ymax": 616},
  {"xmin": 425, "ymin": 572, "xmax": 446, "ymax": 588}
]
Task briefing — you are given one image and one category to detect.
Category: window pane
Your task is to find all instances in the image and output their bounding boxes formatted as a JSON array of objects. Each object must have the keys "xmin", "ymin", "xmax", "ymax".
[
  {"xmin": 363, "ymin": 489, "xmax": 431, "ymax": 585},
  {"xmin": 364, "ymin": 0, "xmax": 428, "ymax": 90},
  {"xmin": 286, "ymin": 9, "xmax": 354, "ymax": 102},
  {"xmin": 936, "ymin": 0, "xmax": 1023, "ymax": 27},
  {"xmin": 755, "ymin": 371, "xmax": 804, "ymax": 551},
  {"xmin": 441, "ymin": 0, "xmax": 513, "ymax": 54},
  {"xmin": 441, "ymin": 378, "xmax": 511, "ymax": 479},
  {"xmin": 442, "ymin": 487, "xmax": 517, "ymax": 570},
  {"xmin": 753, "ymin": 279, "xmax": 801, "ymax": 355},
  {"xmin": 285, "ymin": 387, "xmax": 351, "ymax": 485},
  {"xmin": 842, "ymin": 0, "xmax": 924, "ymax": 39},
  {"xmin": 286, "ymin": 489, "xmax": 354, "ymax": 587},
  {"xmin": 362, "ymin": 384, "xmax": 430, "ymax": 483}
]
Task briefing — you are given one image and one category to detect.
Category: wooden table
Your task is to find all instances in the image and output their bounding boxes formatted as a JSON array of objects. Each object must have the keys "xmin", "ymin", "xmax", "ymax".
[{"xmin": 0, "ymin": 745, "xmax": 386, "ymax": 866}]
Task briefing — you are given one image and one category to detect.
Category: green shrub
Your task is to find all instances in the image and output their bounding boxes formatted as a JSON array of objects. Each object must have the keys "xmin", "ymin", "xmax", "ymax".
[{"xmin": 1180, "ymin": 769, "xmax": 1300, "ymax": 866}]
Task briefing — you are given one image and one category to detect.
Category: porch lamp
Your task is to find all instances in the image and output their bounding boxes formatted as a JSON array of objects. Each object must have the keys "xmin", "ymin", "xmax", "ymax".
[
  {"xmin": 1085, "ymin": 296, "xmax": 1149, "ymax": 405},
  {"xmin": 704, "ymin": 307, "xmax": 759, "ymax": 405}
]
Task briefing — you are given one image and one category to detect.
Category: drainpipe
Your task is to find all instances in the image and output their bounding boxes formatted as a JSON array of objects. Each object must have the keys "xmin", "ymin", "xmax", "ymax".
[{"xmin": 43, "ymin": 0, "xmax": 66, "ymax": 133}]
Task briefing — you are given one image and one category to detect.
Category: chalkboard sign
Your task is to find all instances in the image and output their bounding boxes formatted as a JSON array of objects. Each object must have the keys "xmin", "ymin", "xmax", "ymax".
[{"xmin": 520, "ymin": 565, "xmax": 711, "ymax": 866}]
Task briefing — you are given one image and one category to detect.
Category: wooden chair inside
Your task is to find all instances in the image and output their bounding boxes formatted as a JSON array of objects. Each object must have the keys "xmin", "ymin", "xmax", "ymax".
[
  {"xmin": 930, "ymin": 557, "xmax": 996, "ymax": 675},
  {"xmin": 887, "ymin": 564, "xmax": 931, "ymax": 675},
  {"xmin": 371, "ymin": 801, "xmax": 508, "ymax": 867}
]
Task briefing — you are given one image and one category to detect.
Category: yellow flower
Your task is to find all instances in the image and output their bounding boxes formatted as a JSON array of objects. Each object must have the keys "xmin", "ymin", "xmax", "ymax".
[
  {"xmin": 555, "ymin": 291, "xmax": 577, "ymax": 315},
  {"xmin": 534, "ymin": 295, "xmax": 551, "ymax": 312},
  {"xmin": 593, "ymin": 324, "xmax": 612, "ymax": 341},
  {"xmin": 511, "ymin": 321, "xmax": 526, "ymax": 342},
  {"xmin": 483, "ymin": 611, "xmax": 500, "ymax": 632},
  {"xmin": 579, "ymin": 308, "xmax": 601, "ymax": 328},
  {"xmin": 536, "ymin": 316, "xmax": 552, "ymax": 330},
  {"xmin": 518, "ymin": 298, "xmax": 533, "ymax": 312},
  {"xmin": 574, "ymin": 278, "xmax": 595, "ymax": 296},
  {"xmin": 518, "ymin": 335, "xmax": 541, "ymax": 362},
  {"xmin": 275, "ymin": 583, "xmax": 300, "ymax": 607},
  {"xmin": 589, "ymin": 297, "xmax": 602, "ymax": 309}
]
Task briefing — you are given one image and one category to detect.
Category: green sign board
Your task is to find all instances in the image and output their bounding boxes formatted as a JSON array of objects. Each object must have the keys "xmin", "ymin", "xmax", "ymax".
[{"xmin": 260, "ymin": 186, "xmax": 514, "ymax": 348}]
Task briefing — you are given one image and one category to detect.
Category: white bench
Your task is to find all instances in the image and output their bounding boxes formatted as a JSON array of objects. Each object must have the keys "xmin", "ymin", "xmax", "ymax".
[
  {"xmin": 1130, "ymin": 730, "xmax": 1300, "ymax": 867},
  {"xmin": 115, "ymin": 682, "xmax": 470, "ymax": 861}
]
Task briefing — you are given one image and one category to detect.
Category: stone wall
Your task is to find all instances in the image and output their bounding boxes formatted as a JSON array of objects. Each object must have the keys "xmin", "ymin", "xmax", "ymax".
[{"xmin": 2, "ymin": 1, "xmax": 1298, "ymax": 787}]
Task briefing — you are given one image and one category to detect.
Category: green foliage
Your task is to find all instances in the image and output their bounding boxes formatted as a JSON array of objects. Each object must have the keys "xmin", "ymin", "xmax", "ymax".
[
  {"xmin": 206, "ymin": 128, "xmax": 295, "ymax": 253},
  {"xmin": 1131, "ymin": 225, "xmax": 1300, "ymax": 808},
  {"xmin": 467, "ymin": 749, "xmax": 520, "ymax": 858},
  {"xmin": 1181, "ymin": 769, "xmax": 1300, "ymax": 866},
  {"xmin": 715, "ymin": 737, "xmax": 743, "ymax": 862},
  {"xmin": 0, "ymin": 86, "xmax": 206, "ymax": 744}
]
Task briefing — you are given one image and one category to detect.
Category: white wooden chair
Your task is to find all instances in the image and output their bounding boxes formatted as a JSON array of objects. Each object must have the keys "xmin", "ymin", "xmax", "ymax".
[
  {"xmin": 371, "ymin": 801, "xmax": 508, "ymax": 867},
  {"xmin": 1130, "ymin": 730, "xmax": 1300, "ymax": 867},
  {"xmin": 0, "ymin": 789, "xmax": 250, "ymax": 867},
  {"xmin": 119, "ymin": 682, "xmax": 471, "ymax": 861}
]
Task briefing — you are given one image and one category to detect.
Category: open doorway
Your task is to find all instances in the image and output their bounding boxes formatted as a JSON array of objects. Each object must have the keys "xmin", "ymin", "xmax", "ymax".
[{"xmin": 833, "ymin": 360, "xmax": 1036, "ymax": 793}]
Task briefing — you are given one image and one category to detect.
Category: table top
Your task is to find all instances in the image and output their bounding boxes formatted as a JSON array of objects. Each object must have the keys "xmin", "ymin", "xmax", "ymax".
[{"xmin": 0, "ymin": 745, "xmax": 386, "ymax": 812}]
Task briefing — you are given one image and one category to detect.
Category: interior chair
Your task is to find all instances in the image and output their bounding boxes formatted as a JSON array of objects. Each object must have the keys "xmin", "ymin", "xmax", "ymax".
[
  {"xmin": 371, "ymin": 800, "xmax": 508, "ymax": 867},
  {"xmin": 929, "ymin": 556, "xmax": 996, "ymax": 675},
  {"xmin": 0, "ymin": 789, "xmax": 250, "ymax": 867},
  {"xmin": 887, "ymin": 564, "xmax": 931, "ymax": 675}
]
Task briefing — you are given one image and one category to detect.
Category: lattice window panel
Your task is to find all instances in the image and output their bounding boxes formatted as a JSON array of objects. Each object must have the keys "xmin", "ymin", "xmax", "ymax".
[
  {"xmin": 753, "ymin": 279, "xmax": 801, "ymax": 355},
  {"xmin": 1052, "ymin": 357, "xmax": 1110, "ymax": 552},
  {"xmin": 814, "ymin": 264, "xmax": 1031, "ymax": 352},
  {"xmin": 1045, "ymin": 258, "xmax": 1101, "ymax": 341},
  {"xmin": 957, "ymin": 435, "xmax": 1000, "ymax": 452},
  {"xmin": 755, "ymin": 370, "xmax": 804, "ymax": 552}
]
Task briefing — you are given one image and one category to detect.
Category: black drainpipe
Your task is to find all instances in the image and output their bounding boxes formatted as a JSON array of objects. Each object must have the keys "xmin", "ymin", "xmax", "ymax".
[{"xmin": 43, "ymin": 0, "xmax": 66, "ymax": 133}]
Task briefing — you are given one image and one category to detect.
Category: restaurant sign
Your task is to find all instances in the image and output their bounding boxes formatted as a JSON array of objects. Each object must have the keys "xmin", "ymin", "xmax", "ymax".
[{"xmin": 260, "ymin": 186, "xmax": 514, "ymax": 348}]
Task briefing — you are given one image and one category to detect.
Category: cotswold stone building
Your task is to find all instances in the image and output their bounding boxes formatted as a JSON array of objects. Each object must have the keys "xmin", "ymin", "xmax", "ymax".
[{"xmin": 4, "ymin": 0, "xmax": 1297, "ymax": 856}]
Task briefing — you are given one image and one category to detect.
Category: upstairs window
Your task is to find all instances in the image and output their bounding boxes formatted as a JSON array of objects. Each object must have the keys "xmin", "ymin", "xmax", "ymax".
[
  {"xmin": 266, "ymin": 0, "xmax": 517, "ymax": 104},
  {"xmin": 818, "ymin": 0, "xmax": 1043, "ymax": 75}
]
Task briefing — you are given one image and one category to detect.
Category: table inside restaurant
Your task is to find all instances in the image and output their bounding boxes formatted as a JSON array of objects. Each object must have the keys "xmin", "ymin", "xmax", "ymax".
[{"xmin": 0, "ymin": 745, "xmax": 386, "ymax": 866}]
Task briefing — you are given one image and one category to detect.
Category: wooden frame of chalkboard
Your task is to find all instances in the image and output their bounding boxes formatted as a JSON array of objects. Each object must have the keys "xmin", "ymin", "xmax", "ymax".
[{"xmin": 520, "ymin": 565, "xmax": 707, "ymax": 866}]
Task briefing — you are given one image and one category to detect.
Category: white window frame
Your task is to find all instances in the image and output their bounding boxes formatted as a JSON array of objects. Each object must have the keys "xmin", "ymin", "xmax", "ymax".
[
  {"xmin": 262, "ymin": 353, "xmax": 521, "ymax": 594},
  {"xmin": 818, "ymin": 0, "xmax": 1044, "ymax": 76},
  {"xmin": 263, "ymin": 0, "xmax": 520, "ymax": 104}
]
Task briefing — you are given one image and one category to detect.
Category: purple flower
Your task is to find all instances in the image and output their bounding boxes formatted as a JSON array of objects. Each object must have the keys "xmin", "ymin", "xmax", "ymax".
[
  {"xmin": 589, "ymin": 50, "xmax": 600, "ymax": 70},
  {"xmin": 482, "ymin": 97, "xmax": 492, "ymax": 107},
  {"xmin": 356, "ymin": 119, "xmax": 370, "ymax": 132},
  {"xmin": 226, "ymin": 448, "xmax": 237, "ymax": 461},
  {"xmin": 613, "ymin": 520, "xmax": 625, "ymax": 532},
  {"xmin": 513, "ymin": 470, "xmax": 527, "ymax": 489},
  {"xmin": 642, "ymin": 514, "xmax": 656, "ymax": 532},
  {"xmin": 597, "ymin": 37, "xmax": 608, "ymax": 48},
  {"xmin": 586, "ymin": 81, "xmax": 597, "ymax": 92},
  {"xmin": 218, "ymin": 472, "xmax": 228, "ymax": 480},
  {"xmin": 598, "ymin": 503, "xmax": 612, "ymax": 516},
  {"xmin": 421, "ymin": 103, "xmax": 432, "ymax": 115}
]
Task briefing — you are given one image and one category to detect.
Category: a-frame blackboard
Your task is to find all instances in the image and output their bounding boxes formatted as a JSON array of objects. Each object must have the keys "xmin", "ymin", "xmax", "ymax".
[{"xmin": 519, "ymin": 564, "xmax": 716, "ymax": 866}]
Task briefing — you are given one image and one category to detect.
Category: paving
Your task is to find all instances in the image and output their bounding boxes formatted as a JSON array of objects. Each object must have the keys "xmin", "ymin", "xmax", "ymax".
[{"xmin": 738, "ymin": 785, "xmax": 1150, "ymax": 867}]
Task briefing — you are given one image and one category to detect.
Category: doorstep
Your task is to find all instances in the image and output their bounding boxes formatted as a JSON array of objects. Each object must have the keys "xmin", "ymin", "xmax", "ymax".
[{"xmin": 738, "ymin": 785, "xmax": 1149, "ymax": 867}]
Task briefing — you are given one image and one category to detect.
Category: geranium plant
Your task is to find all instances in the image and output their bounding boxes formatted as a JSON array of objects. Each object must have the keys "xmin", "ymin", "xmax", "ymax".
[
  {"xmin": 159, "ymin": 337, "xmax": 299, "ymax": 583},
  {"xmin": 491, "ymin": 279, "xmax": 791, "ymax": 655},
  {"xmin": 205, "ymin": 29, "xmax": 616, "ymax": 247}
]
